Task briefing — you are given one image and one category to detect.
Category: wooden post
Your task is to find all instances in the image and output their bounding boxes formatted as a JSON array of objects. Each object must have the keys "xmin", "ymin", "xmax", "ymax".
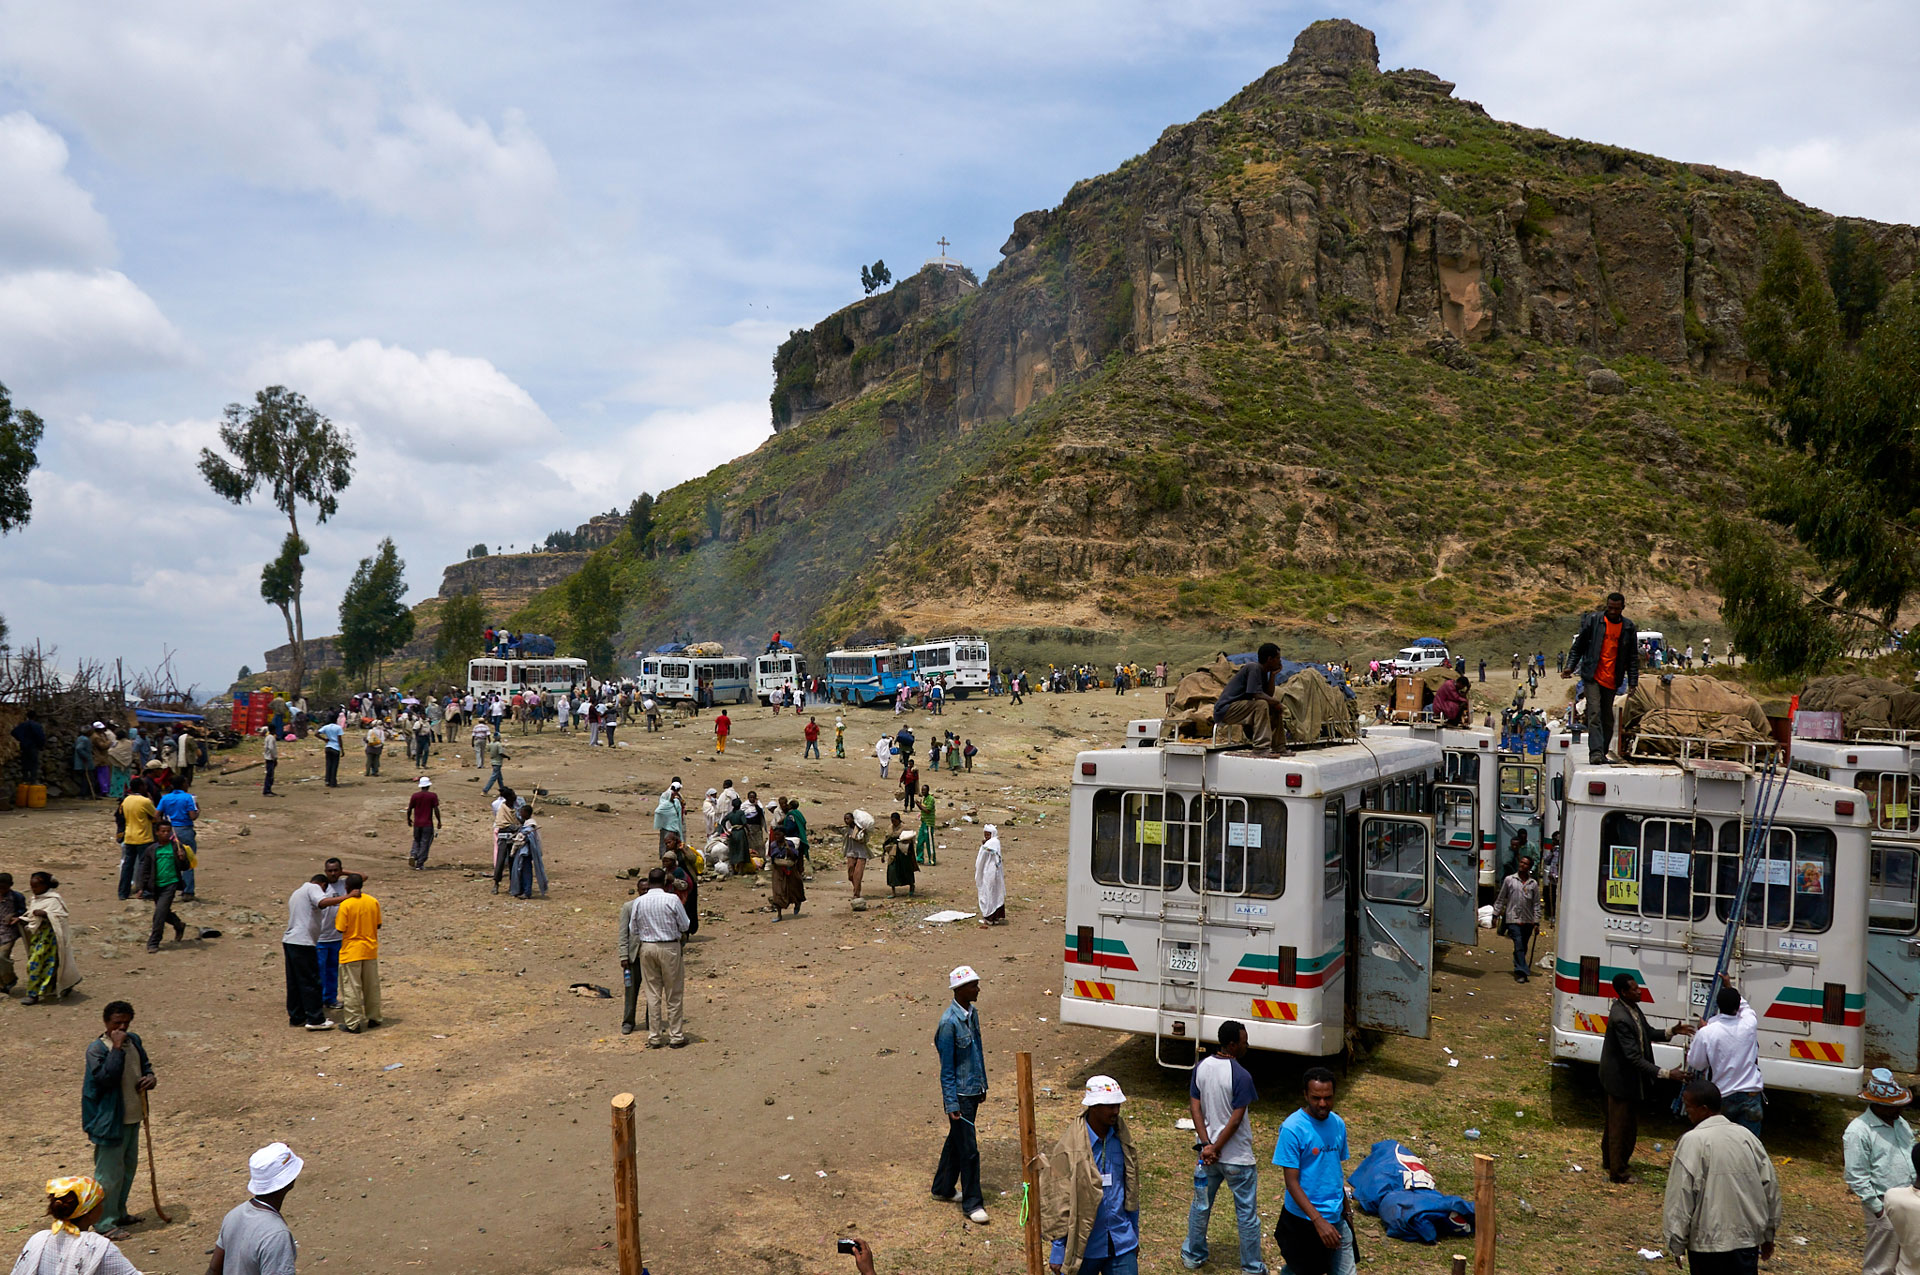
[
  {"xmin": 1472, "ymin": 1153, "xmax": 1495, "ymax": 1275},
  {"xmin": 1450, "ymin": 1255, "xmax": 1467, "ymax": 1275},
  {"xmin": 611, "ymin": 1093, "xmax": 643, "ymax": 1275},
  {"xmin": 1016, "ymin": 1051, "xmax": 1045, "ymax": 1275}
]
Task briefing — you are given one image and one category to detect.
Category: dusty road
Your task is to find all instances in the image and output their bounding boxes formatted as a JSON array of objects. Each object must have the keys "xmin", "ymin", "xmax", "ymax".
[{"xmin": 0, "ymin": 685, "xmax": 1879, "ymax": 1274}]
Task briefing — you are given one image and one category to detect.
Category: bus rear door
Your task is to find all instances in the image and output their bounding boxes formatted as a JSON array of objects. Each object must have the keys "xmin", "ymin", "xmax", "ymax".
[
  {"xmin": 1867, "ymin": 843, "xmax": 1920, "ymax": 1072},
  {"xmin": 1353, "ymin": 812, "xmax": 1434, "ymax": 1037},
  {"xmin": 1432, "ymin": 784, "xmax": 1479, "ymax": 944},
  {"xmin": 1498, "ymin": 760, "xmax": 1544, "ymax": 878}
]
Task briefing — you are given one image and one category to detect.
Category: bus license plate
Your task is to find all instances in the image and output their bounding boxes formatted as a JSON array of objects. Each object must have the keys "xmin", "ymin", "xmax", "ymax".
[
  {"xmin": 1166, "ymin": 948, "xmax": 1199, "ymax": 974},
  {"xmin": 1691, "ymin": 978, "xmax": 1712, "ymax": 1008}
]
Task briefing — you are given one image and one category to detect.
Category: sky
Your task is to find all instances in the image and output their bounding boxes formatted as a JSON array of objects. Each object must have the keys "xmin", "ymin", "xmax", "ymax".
[{"xmin": 3, "ymin": 0, "xmax": 1917, "ymax": 695}]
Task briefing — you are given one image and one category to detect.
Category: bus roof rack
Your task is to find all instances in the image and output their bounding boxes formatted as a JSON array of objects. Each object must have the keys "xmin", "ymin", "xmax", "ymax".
[
  {"xmin": 1627, "ymin": 733, "xmax": 1781, "ymax": 767},
  {"xmin": 1855, "ymin": 727, "xmax": 1920, "ymax": 745}
]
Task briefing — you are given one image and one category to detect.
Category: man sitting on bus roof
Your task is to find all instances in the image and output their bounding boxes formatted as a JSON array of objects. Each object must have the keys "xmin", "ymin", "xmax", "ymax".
[{"xmin": 1214, "ymin": 644, "xmax": 1285, "ymax": 753}]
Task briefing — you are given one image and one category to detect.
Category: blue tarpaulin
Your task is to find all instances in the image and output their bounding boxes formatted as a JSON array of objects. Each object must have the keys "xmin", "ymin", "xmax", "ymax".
[
  {"xmin": 135, "ymin": 708, "xmax": 205, "ymax": 723},
  {"xmin": 1408, "ymin": 636, "xmax": 1448, "ymax": 648},
  {"xmin": 652, "ymin": 643, "xmax": 688, "ymax": 654}
]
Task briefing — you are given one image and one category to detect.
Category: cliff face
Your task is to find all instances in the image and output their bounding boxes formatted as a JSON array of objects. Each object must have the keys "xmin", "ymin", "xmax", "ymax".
[
  {"xmin": 439, "ymin": 551, "xmax": 587, "ymax": 604},
  {"xmin": 772, "ymin": 19, "xmax": 1917, "ymax": 437}
]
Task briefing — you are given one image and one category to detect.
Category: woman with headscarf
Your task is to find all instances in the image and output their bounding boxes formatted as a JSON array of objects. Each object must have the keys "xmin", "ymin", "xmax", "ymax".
[
  {"xmin": 767, "ymin": 828, "xmax": 805, "ymax": 920},
  {"xmin": 739, "ymin": 790, "xmax": 767, "ymax": 864},
  {"xmin": 10, "ymin": 1175, "xmax": 143, "ymax": 1273},
  {"xmin": 975, "ymin": 826, "xmax": 1006, "ymax": 926},
  {"xmin": 106, "ymin": 733, "xmax": 134, "ymax": 800},
  {"xmin": 20, "ymin": 871, "xmax": 81, "ymax": 1004},
  {"xmin": 915, "ymin": 784, "xmax": 937, "ymax": 866},
  {"xmin": 702, "ymin": 788, "xmax": 721, "ymax": 843},
  {"xmin": 882, "ymin": 811, "xmax": 916, "ymax": 897}
]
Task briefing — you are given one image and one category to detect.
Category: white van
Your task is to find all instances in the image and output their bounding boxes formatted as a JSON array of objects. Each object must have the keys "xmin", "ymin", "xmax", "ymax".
[{"xmin": 1391, "ymin": 645, "xmax": 1453, "ymax": 677}]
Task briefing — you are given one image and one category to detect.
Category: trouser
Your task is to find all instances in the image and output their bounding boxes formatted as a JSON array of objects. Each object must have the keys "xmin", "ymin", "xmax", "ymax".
[
  {"xmin": 19, "ymin": 749, "xmax": 40, "ymax": 781},
  {"xmin": 1583, "ymin": 680, "xmax": 1619, "ymax": 762},
  {"xmin": 716, "ymin": 734, "xmax": 726, "ymax": 752},
  {"xmin": 1686, "ymin": 1248, "xmax": 1759, "ymax": 1275},
  {"xmin": 148, "ymin": 886, "xmax": 184, "ymax": 947},
  {"xmin": 931, "ymin": 1093, "xmax": 984, "ymax": 1212},
  {"xmin": 175, "ymin": 829, "xmax": 196, "ymax": 896},
  {"xmin": 1602, "ymin": 1093, "xmax": 1638, "ymax": 1179},
  {"xmin": 262, "ymin": 759, "xmax": 277, "ymax": 794},
  {"xmin": 1507, "ymin": 923, "xmax": 1535, "ymax": 976},
  {"xmin": 1081, "ymin": 1253, "xmax": 1140, "ymax": 1275},
  {"xmin": 483, "ymin": 764, "xmax": 503, "ymax": 794},
  {"xmin": 474, "ymin": 741, "xmax": 486, "ymax": 767},
  {"xmin": 411, "ymin": 825, "xmax": 435, "ymax": 868},
  {"xmin": 1216, "ymin": 697, "xmax": 1281, "ymax": 749},
  {"xmin": 1182, "ymin": 1161, "xmax": 1266, "ymax": 1272},
  {"xmin": 325, "ymin": 749, "xmax": 341, "ymax": 786},
  {"xmin": 604, "ymin": 727, "xmax": 615, "ymax": 747},
  {"xmin": 640, "ymin": 940, "xmax": 685, "ymax": 1044},
  {"xmin": 647, "ymin": 714, "xmax": 660, "ymax": 732},
  {"xmin": 341, "ymin": 958, "xmax": 381, "ymax": 1030},
  {"xmin": 805, "ymin": 740, "xmax": 819, "ymax": 758},
  {"xmin": 0, "ymin": 935, "xmax": 16, "ymax": 989},
  {"xmin": 118, "ymin": 842, "xmax": 148, "ymax": 900},
  {"xmin": 92, "ymin": 1124, "xmax": 141, "ymax": 1232},
  {"xmin": 622, "ymin": 964, "xmax": 642, "ymax": 1030},
  {"xmin": 1867, "ymin": 1205, "xmax": 1898, "ymax": 1275},
  {"xmin": 285, "ymin": 942, "xmax": 326, "ymax": 1025},
  {"xmin": 590, "ymin": 722, "xmax": 602, "ymax": 746},
  {"xmin": 1720, "ymin": 1089, "xmax": 1764, "ymax": 1140},
  {"xmin": 1275, "ymin": 1211, "xmax": 1354, "ymax": 1275},
  {"xmin": 365, "ymin": 748, "xmax": 382, "ymax": 776},
  {"xmin": 510, "ymin": 854, "xmax": 534, "ymax": 897},
  {"xmin": 494, "ymin": 831, "xmax": 513, "ymax": 886},
  {"xmin": 318, "ymin": 942, "xmax": 342, "ymax": 1005}
]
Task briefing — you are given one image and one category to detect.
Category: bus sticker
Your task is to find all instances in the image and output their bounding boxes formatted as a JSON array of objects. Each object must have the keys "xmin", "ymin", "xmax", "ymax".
[
  {"xmin": 1649, "ymin": 850, "xmax": 1690, "ymax": 877},
  {"xmin": 1227, "ymin": 822, "xmax": 1261, "ymax": 848},
  {"xmin": 1796, "ymin": 861, "xmax": 1825, "ymax": 894},
  {"xmin": 1609, "ymin": 846, "xmax": 1637, "ymax": 881},
  {"xmin": 1135, "ymin": 821, "xmax": 1165, "ymax": 845},
  {"xmin": 1763, "ymin": 860, "xmax": 1793, "ymax": 886},
  {"xmin": 1778, "ymin": 936, "xmax": 1818, "ymax": 953},
  {"xmin": 1231, "ymin": 902, "xmax": 1269, "ymax": 917},
  {"xmin": 1605, "ymin": 879, "xmax": 1641, "ymax": 906}
]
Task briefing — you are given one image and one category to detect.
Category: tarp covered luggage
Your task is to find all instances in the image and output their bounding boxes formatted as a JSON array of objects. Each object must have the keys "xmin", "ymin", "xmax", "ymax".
[
  {"xmin": 1162, "ymin": 655, "xmax": 1354, "ymax": 743},
  {"xmin": 518, "ymin": 633, "xmax": 557, "ymax": 657},
  {"xmin": 1620, "ymin": 676, "xmax": 1773, "ymax": 755},
  {"xmin": 685, "ymin": 641, "xmax": 726, "ymax": 657},
  {"xmin": 1800, "ymin": 675, "xmax": 1920, "ymax": 735},
  {"xmin": 1276, "ymin": 669, "xmax": 1355, "ymax": 743},
  {"xmin": 1348, "ymin": 1140, "xmax": 1475, "ymax": 1243}
]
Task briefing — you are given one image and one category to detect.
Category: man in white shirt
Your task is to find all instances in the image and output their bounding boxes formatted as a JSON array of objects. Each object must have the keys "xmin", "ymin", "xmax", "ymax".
[
  {"xmin": 622, "ymin": 869, "xmax": 690, "ymax": 1048},
  {"xmin": 1182, "ymin": 1020, "xmax": 1264, "ymax": 1273},
  {"xmin": 1688, "ymin": 984, "xmax": 1764, "ymax": 1138},
  {"xmin": 1883, "ymin": 1145, "xmax": 1920, "ymax": 1275},
  {"xmin": 281, "ymin": 875, "xmax": 341, "ymax": 1031}
]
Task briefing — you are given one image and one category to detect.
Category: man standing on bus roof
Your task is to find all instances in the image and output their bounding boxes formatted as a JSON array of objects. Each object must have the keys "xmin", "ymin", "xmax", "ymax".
[
  {"xmin": 1846, "ymin": 1068, "xmax": 1916, "ymax": 1275},
  {"xmin": 1688, "ymin": 985, "xmax": 1764, "ymax": 1140},
  {"xmin": 1562, "ymin": 592, "xmax": 1639, "ymax": 764},
  {"xmin": 1215, "ymin": 644, "xmax": 1285, "ymax": 754},
  {"xmin": 1599, "ymin": 973, "xmax": 1691, "ymax": 1184}
]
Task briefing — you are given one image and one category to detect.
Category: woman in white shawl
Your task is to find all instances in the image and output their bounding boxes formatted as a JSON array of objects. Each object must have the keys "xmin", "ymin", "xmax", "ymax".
[
  {"xmin": 21, "ymin": 872, "xmax": 81, "ymax": 1004},
  {"xmin": 702, "ymin": 788, "xmax": 721, "ymax": 842},
  {"xmin": 975, "ymin": 826, "xmax": 1007, "ymax": 926},
  {"xmin": 10, "ymin": 1175, "xmax": 142, "ymax": 1275}
]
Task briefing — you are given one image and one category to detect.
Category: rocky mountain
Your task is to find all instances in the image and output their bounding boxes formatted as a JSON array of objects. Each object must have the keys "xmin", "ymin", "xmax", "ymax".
[{"xmin": 509, "ymin": 20, "xmax": 1918, "ymax": 665}]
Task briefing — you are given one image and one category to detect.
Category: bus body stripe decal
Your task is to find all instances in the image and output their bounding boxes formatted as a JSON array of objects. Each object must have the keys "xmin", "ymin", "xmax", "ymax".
[
  {"xmin": 1553, "ymin": 958, "xmax": 1651, "ymax": 1001},
  {"xmin": 1062, "ymin": 935, "xmax": 1140, "ymax": 972},
  {"xmin": 1071, "ymin": 980, "xmax": 1116, "ymax": 1001},
  {"xmin": 1250, "ymin": 999, "xmax": 1298, "ymax": 1021},
  {"xmin": 1789, "ymin": 1039, "xmax": 1845, "ymax": 1063},
  {"xmin": 1229, "ymin": 944, "xmax": 1345, "ymax": 988}
]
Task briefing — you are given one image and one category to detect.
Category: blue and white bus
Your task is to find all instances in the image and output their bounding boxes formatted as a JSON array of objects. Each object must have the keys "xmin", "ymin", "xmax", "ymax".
[
  {"xmin": 903, "ymin": 636, "xmax": 992, "ymax": 697},
  {"xmin": 824, "ymin": 646, "xmax": 917, "ymax": 706}
]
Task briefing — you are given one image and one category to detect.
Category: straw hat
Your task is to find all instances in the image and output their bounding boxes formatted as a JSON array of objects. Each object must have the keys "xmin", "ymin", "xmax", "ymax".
[{"xmin": 1861, "ymin": 1067, "xmax": 1913, "ymax": 1106}]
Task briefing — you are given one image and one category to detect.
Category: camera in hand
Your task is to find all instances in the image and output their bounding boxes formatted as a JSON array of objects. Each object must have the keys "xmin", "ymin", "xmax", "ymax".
[{"xmin": 837, "ymin": 1238, "xmax": 859, "ymax": 1255}]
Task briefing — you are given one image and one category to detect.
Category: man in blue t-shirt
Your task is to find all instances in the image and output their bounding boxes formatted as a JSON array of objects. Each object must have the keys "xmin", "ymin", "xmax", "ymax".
[
  {"xmin": 155, "ymin": 787, "xmax": 200, "ymax": 900},
  {"xmin": 1271, "ymin": 1067, "xmax": 1354, "ymax": 1275},
  {"xmin": 318, "ymin": 719, "xmax": 345, "ymax": 787}
]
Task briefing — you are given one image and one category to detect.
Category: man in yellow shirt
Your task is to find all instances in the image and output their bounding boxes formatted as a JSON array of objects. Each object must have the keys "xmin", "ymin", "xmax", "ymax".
[
  {"xmin": 333, "ymin": 875, "xmax": 382, "ymax": 1033},
  {"xmin": 117, "ymin": 784, "xmax": 160, "ymax": 901}
]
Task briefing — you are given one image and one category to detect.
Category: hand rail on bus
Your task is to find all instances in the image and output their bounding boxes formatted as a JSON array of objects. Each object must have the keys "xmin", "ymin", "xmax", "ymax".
[
  {"xmin": 1704, "ymin": 758, "xmax": 1790, "ymax": 1018},
  {"xmin": 1629, "ymin": 733, "xmax": 1781, "ymax": 767},
  {"xmin": 1435, "ymin": 855, "xmax": 1474, "ymax": 898},
  {"xmin": 1362, "ymin": 905, "xmax": 1427, "ymax": 971},
  {"xmin": 1870, "ymin": 958, "xmax": 1919, "ymax": 1002}
]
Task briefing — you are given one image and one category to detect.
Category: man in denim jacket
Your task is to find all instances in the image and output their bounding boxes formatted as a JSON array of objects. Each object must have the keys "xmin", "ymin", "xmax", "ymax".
[{"xmin": 933, "ymin": 964, "xmax": 989, "ymax": 1223}]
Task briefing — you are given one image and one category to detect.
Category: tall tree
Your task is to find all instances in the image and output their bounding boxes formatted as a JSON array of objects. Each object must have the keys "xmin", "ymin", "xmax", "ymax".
[
  {"xmin": 565, "ymin": 554, "xmax": 622, "ymax": 675},
  {"xmin": 338, "ymin": 538, "xmax": 414, "ymax": 685},
  {"xmin": 861, "ymin": 259, "xmax": 893, "ymax": 296},
  {"xmin": 627, "ymin": 492, "xmax": 654, "ymax": 548},
  {"xmin": 260, "ymin": 532, "xmax": 309, "ymax": 679},
  {"xmin": 704, "ymin": 494, "xmax": 724, "ymax": 540},
  {"xmin": 1725, "ymin": 231, "xmax": 1920, "ymax": 669},
  {"xmin": 0, "ymin": 380, "xmax": 43, "ymax": 533},
  {"xmin": 1828, "ymin": 220, "xmax": 1887, "ymax": 342},
  {"xmin": 434, "ymin": 591, "xmax": 486, "ymax": 673},
  {"xmin": 199, "ymin": 386, "xmax": 355, "ymax": 697},
  {"xmin": 468, "ymin": 542, "xmax": 489, "ymax": 559}
]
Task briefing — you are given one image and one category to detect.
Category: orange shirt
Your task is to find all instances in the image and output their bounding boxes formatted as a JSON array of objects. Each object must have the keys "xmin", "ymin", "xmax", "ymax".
[
  {"xmin": 1594, "ymin": 618, "xmax": 1623, "ymax": 690},
  {"xmin": 335, "ymin": 893, "xmax": 381, "ymax": 963}
]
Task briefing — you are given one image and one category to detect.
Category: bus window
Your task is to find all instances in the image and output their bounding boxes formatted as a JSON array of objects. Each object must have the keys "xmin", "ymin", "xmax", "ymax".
[
  {"xmin": 1361, "ymin": 819, "xmax": 1427, "ymax": 905},
  {"xmin": 1198, "ymin": 797, "xmax": 1284, "ymax": 897},
  {"xmin": 1444, "ymin": 750, "xmax": 1481, "ymax": 786},
  {"xmin": 1091, "ymin": 790, "xmax": 1124, "ymax": 883},
  {"xmin": 1598, "ymin": 812, "xmax": 1711, "ymax": 921},
  {"xmin": 1864, "ymin": 773, "xmax": 1916, "ymax": 834},
  {"xmin": 1871, "ymin": 846, "xmax": 1920, "ymax": 934},
  {"xmin": 1324, "ymin": 799, "xmax": 1346, "ymax": 897},
  {"xmin": 1104, "ymin": 792, "xmax": 1173, "ymax": 890},
  {"xmin": 1791, "ymin": 761, "xmax": 1832, "ymax": 781},
  {"xmin": 1499, "ymin": 765, "xmax": 1539, "ymax": 815},
  {"xmin": 1713, "ymin": 823, "xmax": 1835, "ymax": 933}
]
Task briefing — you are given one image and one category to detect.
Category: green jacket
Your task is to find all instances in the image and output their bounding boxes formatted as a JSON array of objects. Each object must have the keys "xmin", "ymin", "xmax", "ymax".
[{"xmin": 82, "ymin": 1033, "xmax": 152, "ymax": 1143}]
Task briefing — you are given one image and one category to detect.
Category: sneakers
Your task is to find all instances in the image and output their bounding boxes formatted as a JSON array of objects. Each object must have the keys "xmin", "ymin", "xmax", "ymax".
[
  {"xmin": 967, "ymin": 1208, "xmax": 989, "ymax": 1224},
  {"xmin": 306, "ymin": 1020, "xmax": 335, "ymax": 1032}
]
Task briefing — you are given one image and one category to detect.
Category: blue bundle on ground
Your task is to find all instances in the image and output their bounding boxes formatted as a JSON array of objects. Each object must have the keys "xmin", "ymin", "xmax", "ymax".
[{"xmin": 1347, "ymin": 1139, "xmax": 1475, "ymax": 1243}]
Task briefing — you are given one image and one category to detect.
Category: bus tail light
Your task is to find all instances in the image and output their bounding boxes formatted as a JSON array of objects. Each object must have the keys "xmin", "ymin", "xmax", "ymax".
[
  {"xmin": 1277, "ymin": 946, "xmax": 1298, "ymax": 986},
  {"xmin": 1836, "ymin": 800, "xmax": 1856, "ymax": 817},
  {"xmin": 1578, "ymin": 955, "xmax": 1600, "ymax": 997},
  {"xmin": 1824, "ymin": 982, "xmax": 1847, "ymax": 1026},
  {"xmin": 1081, "ymin": 762, "xmax": 1097, "ymax": 776},
  {"xmin": 1588, "ymin": 781, "xmax": 1607, "ymax": 796},
  {"xmin": 1285, "ymin": 773, "xmax": 1302, "ymax": 789},
  {"xmin": 1847, "ymin": 754, "xmax": 1859, "ymax": 765},
  {"xmin": 1076, "ymin": 926, "xmax": 1094, "ymax": 963}
]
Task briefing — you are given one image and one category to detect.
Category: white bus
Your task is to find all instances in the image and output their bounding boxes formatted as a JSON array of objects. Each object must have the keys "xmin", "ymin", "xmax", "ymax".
[
  {"xmin": 1061, "ymin": 733, "xmax": 1446, "ymax": 1068},
  {"xmin": 640, "ymin": 655, "xmax": 753, "ymax": 706},
  {"xmin": 755, "ymin": 651, "xmax": 809, "ymax": 704},
  {"xmin": 1789, "ymin": 738, "xmax": 1920, "ymax": 1072},
  {"xmin": 904, "ymin": 636, "xmax": 992, "ymax": 697},
  {"xmin": 467, "ymin": 657, "xmax": 589, "ymax": 699},
  {"xmin": 1551, "ymin": 747, "xmax": 1871, "ymax": 1096}
]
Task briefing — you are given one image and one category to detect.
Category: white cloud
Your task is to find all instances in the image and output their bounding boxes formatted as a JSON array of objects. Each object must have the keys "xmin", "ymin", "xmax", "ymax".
[
  {"xmin": 0, "ymin": 1, "xmax": 558, "ymax": 233},
  {"xmin": 546, "ymin": 400, "xmax": 770, "ymax": 508},
  {"xmin": 0, "ymin": 111, "xmax": 115, "ymax": 269},
  {"xmin": 248, "ymin": 339, "xmax": 556, "ymax": 463},
  {"xmin": 0, "ymin": 269, "xmax": 187, "ymax": 382}
]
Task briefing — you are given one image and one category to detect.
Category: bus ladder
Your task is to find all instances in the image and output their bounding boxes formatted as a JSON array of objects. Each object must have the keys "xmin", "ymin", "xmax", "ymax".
[
  {"xmin": 1156, "ymin": 749, "xmax": 1207, "ymax": 1069},
  {"xmin": 1704, "ymin": 758, "xmax": 1789, "ymax": 1017}
]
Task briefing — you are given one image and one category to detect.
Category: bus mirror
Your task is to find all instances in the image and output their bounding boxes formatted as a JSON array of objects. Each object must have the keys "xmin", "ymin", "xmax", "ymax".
[{"xmin": 1550, "ymin": 775, "xmax": 1564, "ymax": 802}]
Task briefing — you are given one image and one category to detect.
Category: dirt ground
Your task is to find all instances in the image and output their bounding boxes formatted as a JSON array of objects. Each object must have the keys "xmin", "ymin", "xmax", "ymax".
[{"xmin": 0, "ymin": 685, "xmax": 1882, "ymax": 1274}]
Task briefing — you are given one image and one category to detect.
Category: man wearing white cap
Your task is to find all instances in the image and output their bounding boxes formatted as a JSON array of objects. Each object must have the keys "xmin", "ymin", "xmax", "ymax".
[
  {"xmin": 1846, "ymin": 1067, "xmax": 1916, "ymax": 1275},
  {"xmin": 404, "ymin": 778, "xmax": 441, "ymax": 870},
  {"xmin": 933, "ymin": 966, "xmax": 989, "ymax": 1223},
  {"xmin": 209, "ymin": 1142, "xmax": 303, "ymax": 1274},
  {"xmin": 1042, "ymin": 1075, "xmax": 1139, "ymax": 1275}
]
